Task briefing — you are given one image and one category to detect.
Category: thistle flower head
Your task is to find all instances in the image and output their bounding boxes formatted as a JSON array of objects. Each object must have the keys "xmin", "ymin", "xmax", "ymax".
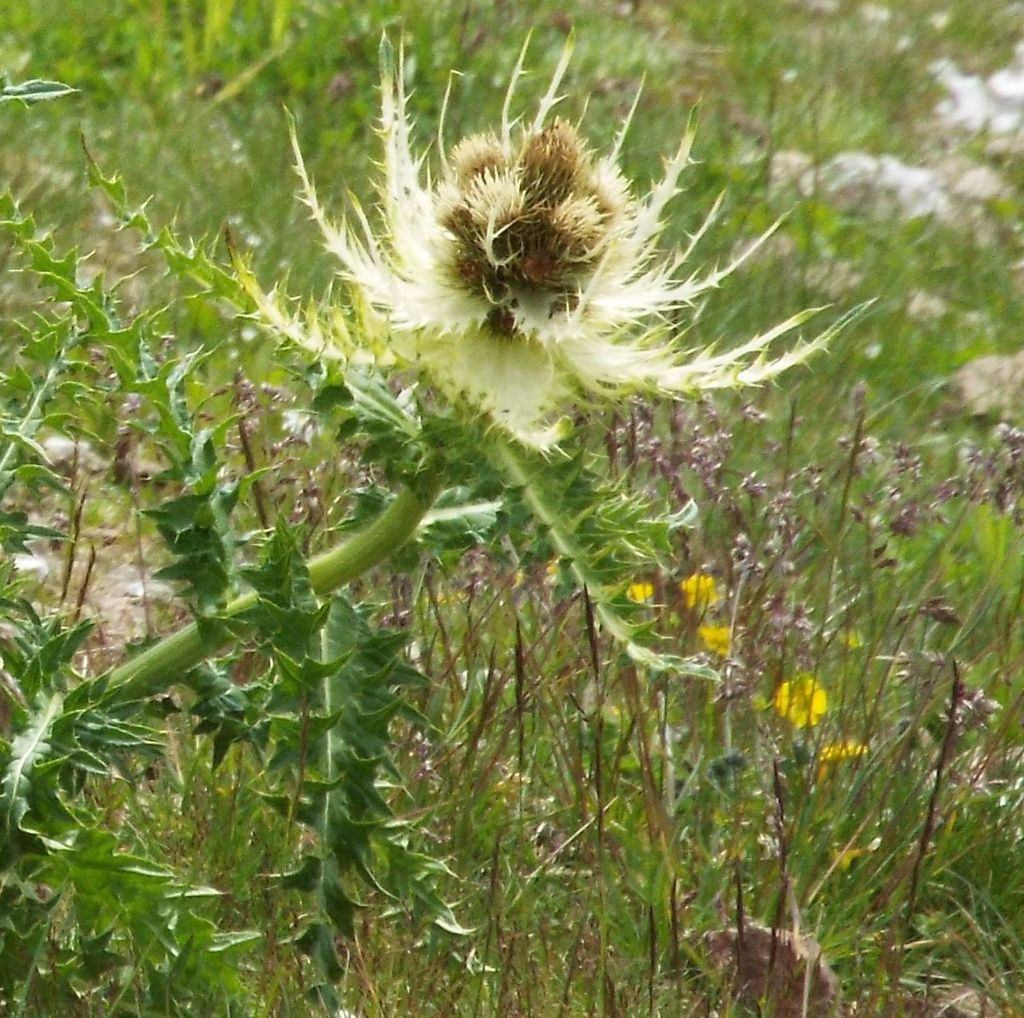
[
  {"xmin": 260, "ymin": 38, "xmax": 848, "ymax": 448},
  {"xmin": 436, "ymin": 118, "xmax": 622, "ymax": 334}
]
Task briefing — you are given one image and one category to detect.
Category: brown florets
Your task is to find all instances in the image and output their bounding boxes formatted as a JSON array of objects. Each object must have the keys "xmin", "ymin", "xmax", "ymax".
[
  {"xmin": 449, "ymin": 134, "xmax": 510, "ymax": 184},
  {"xmin": 518, "ymin": 119, "xmax": 587, "ymax": 203},
  {"xmin": 438, "ymin": 118, "xmax": 628, "ymax": 338}
]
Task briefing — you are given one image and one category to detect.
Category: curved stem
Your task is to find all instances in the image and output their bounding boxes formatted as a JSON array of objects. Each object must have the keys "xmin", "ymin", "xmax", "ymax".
[
  {"xmin": 490, "ymin": 436, "xmax": 692, "ymax": 675},
  {"xmin": 107, "ymin": 484, "xmax": 438, "ymax": 702},
  {"xmin": 490, "ymin": 436, "xmax": 646, "ymax": 659}
]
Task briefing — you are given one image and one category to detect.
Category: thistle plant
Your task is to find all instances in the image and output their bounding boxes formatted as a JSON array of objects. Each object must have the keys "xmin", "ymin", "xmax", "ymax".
[
  {"xmin": 237, "ymin": 36, "xmax": 859, "ymax": 667},
  {"xmin": 0, "ymin": 43, "xmax": 858, "ymax": 1010},
  {"xmin": 258, "ymin": 38, "xmax": 847, "ymax": 450}
]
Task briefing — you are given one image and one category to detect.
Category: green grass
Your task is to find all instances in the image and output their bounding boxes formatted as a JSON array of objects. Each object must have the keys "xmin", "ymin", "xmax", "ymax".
[{"xmin": 3, "ymin": 0, "xmax": 1024, "ymax": 1014}]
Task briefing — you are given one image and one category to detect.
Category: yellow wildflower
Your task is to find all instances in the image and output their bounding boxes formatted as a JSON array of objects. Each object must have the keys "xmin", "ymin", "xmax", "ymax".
[
  {"xmin": 773, "ymin": 674, "xmax": 827, "ymax": 727},
  {"xmin": 842, "ymin": 631, "xmax": 863, "ymax": 650},
  {"xmin": 627, "ymin": 581, "xmax": 655, "ymax": 603},
  {"xmin": 818, "ymin": 738, "xmax": 867, "ymax": 779},
  {"xmin": 681, "ymin": 572, "xmax": 720, "ymax": 611},
  {"xmin": 698, "ymin": 624, "xmax": 731, "ymax": 657},
  {"xmin": 819, "ymin": 739, "xmax": 867, "ymax": 763}
]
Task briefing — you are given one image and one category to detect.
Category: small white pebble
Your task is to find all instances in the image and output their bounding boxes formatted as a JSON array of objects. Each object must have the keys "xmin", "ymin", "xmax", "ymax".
[{"xmin": 860, "ymin": 3, "xmax": 892, "ymax": 23}]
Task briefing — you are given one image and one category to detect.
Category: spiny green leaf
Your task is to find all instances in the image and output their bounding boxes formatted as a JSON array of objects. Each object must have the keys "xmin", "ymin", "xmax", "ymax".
[
  {"xmin": 1, "ymin": 693, "xmax": 62, "ymax": 839},
  {"xmin": 208, "ymin": 930, "xmax": 262, "ymax": 954},
  {"xmin": 490, "ymin": 433, "xmax": 690, "ymax": 673},
  {"xmin": 86, "ymin": 153, "xmax": 248, "ymax": 303},
  {"xmin": 0, "ymin": 79, "xmax": 78, "ymax": 104}
]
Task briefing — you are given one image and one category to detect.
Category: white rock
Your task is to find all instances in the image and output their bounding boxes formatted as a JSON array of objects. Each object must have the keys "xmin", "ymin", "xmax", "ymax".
[
  {"xmin": 989, "ymin": 42, "xmax": 1024, "ymax": 102},
  {"xmin": 953, "ymin": 351, "xmax": 1024, "ymax": 416},
  {"xmin": 933, "ymin": 42, "xmax": 1024, "ymax": 134},
  {"xmin": 40, "ymin": 434, "xmax": 105, "ymax": 473},
  {"xmin": 781, "ymin": 148, "xmax": 1009, "ymax": 230},
  {"xmin": 859, "ymin": 3, "xmax": 892, "ymax": 23},
  {"xmin": 906, "ymin": 290, "xmax": 950, "ymax": 320},
  {"xmin": 819, "ymin": 152, "xmax": 952, "ymax": 220},
  {"xmin": 13, "ymin": 552, "xmax": 50, "ymax": 581},
  {"xmin": 769, "ymin": 150, "xmax": 814, "ymax": 193},
  {"xmin": 932, "ymin": 154, "xmax": 1012, "ymax": 204}
]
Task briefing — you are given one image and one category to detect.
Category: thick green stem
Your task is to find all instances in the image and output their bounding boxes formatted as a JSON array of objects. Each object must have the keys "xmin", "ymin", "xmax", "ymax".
[{"xmin": 107, "ymin": 484, "xmax": 437, "ymax": 702}]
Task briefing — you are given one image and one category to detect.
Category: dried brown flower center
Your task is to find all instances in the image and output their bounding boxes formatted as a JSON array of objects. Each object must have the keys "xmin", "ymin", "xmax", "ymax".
[{"xmin": 438, "ymin": 119, "xmax": 622, "ymax": 338}]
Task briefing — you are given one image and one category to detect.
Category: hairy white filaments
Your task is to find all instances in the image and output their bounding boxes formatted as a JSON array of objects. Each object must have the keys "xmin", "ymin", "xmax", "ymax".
[{"xmin": 255, "ymin": 39, "xmax": 839, "ymax": 448}]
